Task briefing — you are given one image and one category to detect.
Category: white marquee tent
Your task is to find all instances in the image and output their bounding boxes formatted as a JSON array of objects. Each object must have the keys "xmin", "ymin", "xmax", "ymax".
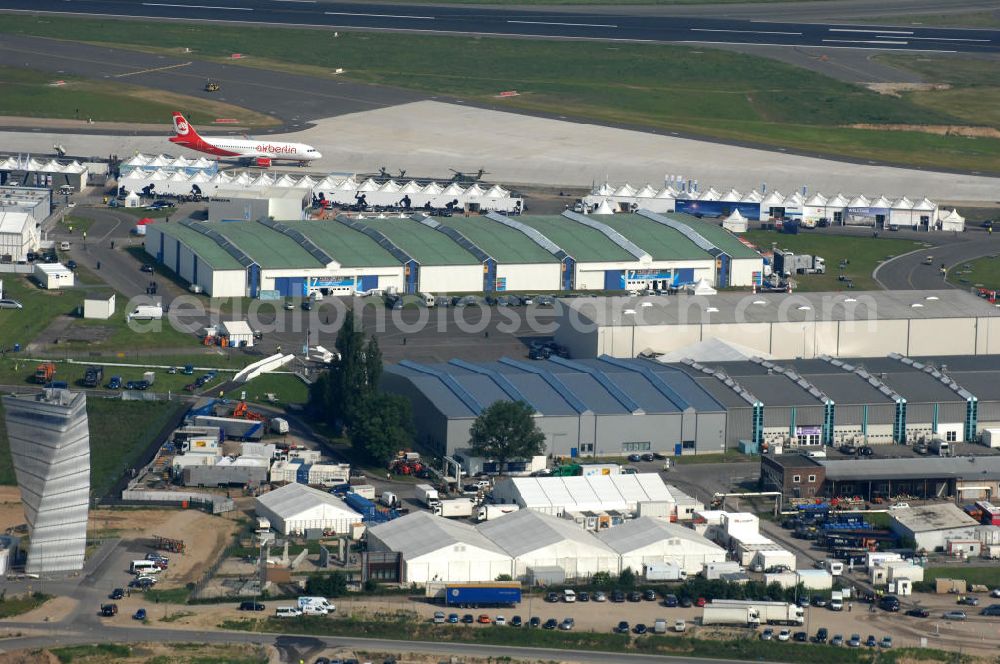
[
  {"xmin": 367, "ymin": 512, "xmax": 512, "ymax": 584},
  {"xmin": 596, "ymin": 516, "xmax": 726, "ymax": 575},
  {"xmin": 478, "ymin": 509, "xmax": 619, "ymax": 580},
  {"xmin": 254, "ymin": 483, "xmax": 360, "ymax": 536}
]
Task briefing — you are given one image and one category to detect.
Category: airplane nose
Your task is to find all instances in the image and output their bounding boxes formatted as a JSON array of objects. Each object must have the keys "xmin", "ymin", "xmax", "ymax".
[{"xmin": 313, "ymin": 151, "xmax": 323, "ymax": 159}]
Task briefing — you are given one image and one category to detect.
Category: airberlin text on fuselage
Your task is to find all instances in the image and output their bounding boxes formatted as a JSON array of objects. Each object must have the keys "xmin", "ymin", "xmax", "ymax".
[{"xmin": 256, "ymin": 144, "xmax": 299, "ymax": 154}]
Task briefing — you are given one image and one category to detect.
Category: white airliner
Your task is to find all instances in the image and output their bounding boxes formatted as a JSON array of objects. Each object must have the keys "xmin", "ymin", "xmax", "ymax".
[{"xmin": 169, "ymin": 112, "xmax": 322, "ymax": 165}]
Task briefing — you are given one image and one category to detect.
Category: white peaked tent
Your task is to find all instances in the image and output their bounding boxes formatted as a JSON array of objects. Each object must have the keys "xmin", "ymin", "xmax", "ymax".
[
  {"xmin": 596, "ymin": 182, "xmax": 615, "ymax": 196},
  {"xmin": 594, "ymin": 199, "xmax": 616, "ymax": 215},
  {"xmin": 690, "ymin": 278, "xmax": 718, "ymax": 295},
  {"xmin": 124, "ymin": 191, "xmax": 141, "ymax": 208},
  {"xmin": 938, "ymin": 209, "xmax": 965, "ymax": 232},
  {"xmin": 722, "ymin": 208, "xmax": 748, "ymax": 233}
]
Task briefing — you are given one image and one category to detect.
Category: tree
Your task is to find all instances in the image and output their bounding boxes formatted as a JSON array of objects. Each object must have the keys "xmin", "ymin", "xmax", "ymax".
[
  {"xmin": 469, "ymin": 401, "xmax": 546, "ymax": 472},
  {"xmin": 618, "ymin": 567, "xmax": 636, "ymax": 590},
  {"xmin": 307, "ymin": 310, "xmax": 384, "ymax": 432},
  {"xmin": 306, "ymin": 571, "xmax": 348, "ymax": 597},
  {"xmin": 351, "ymin": 393, "xmax": 414, "ymax": 463}
]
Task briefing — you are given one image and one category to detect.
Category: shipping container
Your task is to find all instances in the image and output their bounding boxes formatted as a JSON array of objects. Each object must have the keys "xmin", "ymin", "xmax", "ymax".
[{"xmin": 444, "ymin": 583, "xmax": 521, "ymax": 608}]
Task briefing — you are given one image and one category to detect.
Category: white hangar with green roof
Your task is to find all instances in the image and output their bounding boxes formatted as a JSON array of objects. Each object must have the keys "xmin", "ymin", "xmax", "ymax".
[{"xmin": 145, "ymin": 210, "xmax": 763, "ymax": 298}]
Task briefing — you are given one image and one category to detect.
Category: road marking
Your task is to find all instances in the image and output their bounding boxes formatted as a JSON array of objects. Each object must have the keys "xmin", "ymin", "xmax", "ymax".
[
  {"xmin": 828, "ymin": 28, "xmax": 913, "ymax": 35},
  {"xmin": 823, "ymin": 39, "xmax": 909, "ymax": 45},
  {"xmin": 678, "ymin": 39, "xmax": 956, "ymax": 53},
  {"xmin": 324, "ymin": 11, "xmax": 434, "ymax": 19},
  {"xmin": 113, "ymin": 61, "xmax": 192, "ymax": 78},
  {"xmin": 142, "ymin": 2, "xmax": 253, "ymax": 9},
  {"xmin": 901, "ymin": 36, "xmax": 991, "ymax": 42},
  {"xmin": 274, "ymin": 0, "xmax": 316, "ymax": 3},
  {"xmin": 691, "ymin": 28, "xmax": 802, "ymax": 36},
  {"xmin": 508, "ymin": 20, "xmax": 618, "ymax": 28}
]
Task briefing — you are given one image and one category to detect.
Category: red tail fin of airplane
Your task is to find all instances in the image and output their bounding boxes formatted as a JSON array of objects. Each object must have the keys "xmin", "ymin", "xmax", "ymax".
[{"xmin": 170, "ymin": 112, "xmax": 202, "ymax": 144}]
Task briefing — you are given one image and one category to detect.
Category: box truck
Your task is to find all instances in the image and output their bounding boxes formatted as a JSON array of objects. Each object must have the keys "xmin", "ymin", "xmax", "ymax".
[
  {"xmin": 270, "ymin": 418, "xmax": 289, "ymax": 435},
  {"xmin": 930, "ymin": 438, "xmax": 951, "ymax": 456},
  {"xmin": 701, "ymin": 603, "xmax": 761, "ymax": 628},
  {"xmin": 477, "ymin": 504, "xmax": 520, "ymax": 521},
  {"xmin": 415, "ymin": 484, "xmax": 441, "ymax": 507},
  {"xmin": 434, "ymin": 498, "xmax": 475, "ymax": 518},
  {"xmin": 644, "ymin": 562, "xmax": 687, "ymax": 582},
  {"xmin": 983, "ymin": 428, "xmax": 1000, "ymax": 449},
  {"xmin": 703, "ymin": 561, "xmax": 743, "ymax": 580},
  {"xmin": 443, "ymin": 583, "xmax": 521, "ymax": 608},
  {"xmin": 127, "ymin": 304, "xmax": 163, "ymax": 321}
]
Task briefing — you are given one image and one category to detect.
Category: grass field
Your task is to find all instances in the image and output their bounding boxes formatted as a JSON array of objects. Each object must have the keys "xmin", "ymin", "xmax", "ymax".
[
  {"xmin": 922, "ymin": 566, "xmax": 1000, "ymax": 588},
  {"xmin": 51, "ymin": 643, "xmax": 268, "ymax": 664},
  {"xmin": 0, "ymin": 274, "xmax": 85, "ymax": 351},
  {"xmin": 948, "ymin": 255, "xmax": 1000, "ymax": 291},
  {"xmin": 866, "ymin": 12, "xmax": 1000, "ymax": 29},
  {"xmin": 0, "ymin": 593, "xmax": 52, "ymax": 619},
  {"xmin": 0, "ymin": 395, "xmax": 185, "ymax": 493},
  {"xmin": 0, "ymin": 65, "xmax": 276, "ymax": 127},
  {"xmin": 2, "ymin": 16, "xmax": 998, "ymax": 172},
  {"xmin": 226, "ymin": 373, "xmax": 309, "ymax": 406},
  {"xmin": 875, "ymin": 55, "xmax": 1000, "ymax": 133},
  {"xmin": 87, "ymin": 399, "xmax": 186, "ymax": 499},
  {"xmin": 742, "ymin": 230, "xmax": 923, "ymax": 291}
]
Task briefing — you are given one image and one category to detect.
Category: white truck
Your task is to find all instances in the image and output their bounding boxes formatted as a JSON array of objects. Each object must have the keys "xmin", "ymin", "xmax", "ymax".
[
  {"xmin": 644, "ymin": 562, "xmax": 687, "ymax": 582},
  {"xmin": 434, "ymin": 498, "xmax": 475, "ymax": 518},
  {"xmin": 297, "ymin": 596, "xmax": 335, "ymax": 615},
  {"xmin": 127, "ymin": 304, "xmax": 163, "ymax": 321},
  {"xmin": 774, "ymin": 249, "xmax": 826, "ymax": 276},
  {"xmin": 703, "ymin": 600, "xmax": 804, "ymax": 627},
  {"xmin": 415, "ymin": 483, "xmax": 441, "ymax": 508},
  {"xmin": 477, "ymin": 504, "xmax": 520, "ymax": 521},
  {"xmin": 270, "ymin": 418, "xmax": 289, "ymax": 435}
]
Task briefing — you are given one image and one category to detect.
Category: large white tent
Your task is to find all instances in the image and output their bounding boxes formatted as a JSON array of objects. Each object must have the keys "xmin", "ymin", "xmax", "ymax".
[
  {"xmin": 367, "ymin": 512, "xmax": 512, "ymax": 584},
  {"xmin": 491, "ymin": 474, "xmax": 676, "ymax": 517},
  {"xmin": 938, "ymin": 208, "xmax": 965, "ymax": 232},
  {"xmin": 478, "ymin": 509, "xmax": 619, "ymax": 580},
  {"xmin": 254, "ymin": 483, "xmax": 360, "ymax": 535},
  {"xmin": 596, "ymin": 516, "xmax": 726, "ymax": 575}
]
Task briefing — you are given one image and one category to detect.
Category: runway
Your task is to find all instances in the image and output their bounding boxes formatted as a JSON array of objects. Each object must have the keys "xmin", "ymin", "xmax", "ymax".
[
  {"xmin": 2, "ymin": 0, "xmax": 999, "ymax": 54},
  {"xmin": 5, "ymin": 100, "xmax": 999, "ymax": 201},
  {"xmin": 0, "ymin": 33, "xmax": 425, "ymax": 132}
]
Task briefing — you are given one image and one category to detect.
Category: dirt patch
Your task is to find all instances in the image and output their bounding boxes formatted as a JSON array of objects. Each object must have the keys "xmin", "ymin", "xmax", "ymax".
[
  {"xmin": 0, "ymin": 486, "xmax": 26, "ymax": 532},
  {"xmin": 865, "ymin": 82, "xmax": 951, "ymax": 96},
  {"xmin": 2, "ymin": 597, "xmax": 77, "ymax": 624},
  {"xmin": 0, "ymin": 650, "xmax": 59, "ymax": 664},
  {"xmin": 88, "ymin": 508, "xmax": 240, "ymax": 587},
  {"xmin": 847, "ymin": 123, "xmax": 1000, "ymax": 139}
]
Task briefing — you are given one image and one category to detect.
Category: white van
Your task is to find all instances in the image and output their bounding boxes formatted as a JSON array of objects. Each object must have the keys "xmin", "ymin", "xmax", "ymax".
[
  {"xmin": 127, "ymin": 305, "xmax": 163, "ymax": 321},
  {"xmin": 275, "ymin": 606, "xmax": 302, "ymax": 618},
  {"xmin": 297, "ymin": 596, "xmax": 335, "ymax": 614},
  {"xmin": 563, "ymin": 589, "xmax": 576, "ymax": 603},
  {"xmin": 59, "ymin": 241, "xmax": 71, "ymax": 251},
  {"xmin": 130, "ymin": 560, "xmax": 160, "ymax": 575},
  {"xmin": 419, "ymin": 292, "xmax": 436, "ymax": 307},
  {"xmin": 824, "ymin": 559, "xmax": 844, "ymax": 576}
]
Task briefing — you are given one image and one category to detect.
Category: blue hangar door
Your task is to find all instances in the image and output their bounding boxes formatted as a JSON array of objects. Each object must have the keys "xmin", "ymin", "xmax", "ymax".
[
  {"xmin": 604, "ymin": 270, "xmax": 625, "ymax": 290},
  {"xmin": 358, "ymin": 275, "xmax": 378, "ymax": 292}
]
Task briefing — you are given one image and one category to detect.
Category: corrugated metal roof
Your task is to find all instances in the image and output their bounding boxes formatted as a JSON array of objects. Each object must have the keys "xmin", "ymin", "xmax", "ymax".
[
  {"xmin": 368, "ymin": 511, "xmax": 509, "ymax": 560},
  {"xmin": 596, "ymin": 516, "xmax": 723, "ymax": 554},
  {"xmin": 821, "ymin": 456, "xmax": 1000, "ymax": 481},
  {"xmin": 890, "ymin": 504, "xmax": 979, "ymax": 533},
  {"xmin": 255, "ymin": 483, "xmax": 359, "ymax": 519},
  {"xmin": 478, "ymin": 509, "xmax": 618, "ymax": 558}
]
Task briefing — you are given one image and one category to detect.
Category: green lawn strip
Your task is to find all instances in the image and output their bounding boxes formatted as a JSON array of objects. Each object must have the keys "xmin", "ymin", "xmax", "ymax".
[
  {"xmin": 59, "ymin": 214, "xmax": 97, "ymax": 235},
  {"xmin": 0, "ymin": 275, "xmax": 86, "ymax": 350},
  {"xmin": 949, "ymin": 255, "xmax": 1000, "ymax": 291},
  {"xmin": 218, "ymin": 616, "xmax": 907, "ymax": 662},
  {"xmin": 742, "ymin": 231, "xmax": 922, "ymax": 291},
  {"xmin": 50, "ymin": 644, "xmax": 133, "ymax": 663},
  {"xmin": 0, "ymin": 592, "xmax": 51, "ymax": 618},
  {"xmin": 86, "ymin": 399, "xmax": 187, "ymax": 499},
  {"xmin": 145, "ymin": 586, "xmax": 194, "ymax": 605},
  {"xmin": 921, "ymin": 566, "xmax": 1000, "ymax": 588},
  {"xmin": 0, "ymin": 64, "xmax": 275, "ymax": 127},
  {"xmin": 864, "ymin": 12, "xmax": 1000, "ymax": 29},
  {"xmin": 3, "ymin": 16, "xmax": 997, "ymax": 171},
  {"xmin": 226, "ymin": 372, "xmax": 309, "ymax": 406}
]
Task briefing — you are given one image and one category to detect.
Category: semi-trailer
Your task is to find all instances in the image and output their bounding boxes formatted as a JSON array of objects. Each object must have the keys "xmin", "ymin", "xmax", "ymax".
[{"xmin": 444, "ymin": 583, "xmax": 521, "ymax": 608}]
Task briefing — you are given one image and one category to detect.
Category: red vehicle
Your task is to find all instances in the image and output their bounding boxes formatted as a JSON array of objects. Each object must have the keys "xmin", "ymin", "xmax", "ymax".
[{"xmin": 696, "ymin": 597, "xmax": 707, "ymax": 607}]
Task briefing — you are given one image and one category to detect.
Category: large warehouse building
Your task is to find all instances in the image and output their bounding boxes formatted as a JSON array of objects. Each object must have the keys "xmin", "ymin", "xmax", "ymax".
[
  {"xmin": 388, "ymin": 352, "xmax": 1000, "ymax": 461},
  {"xmin": 381, "ymin": 356, "xmax": 728, "ymax": 457},
  {"xmin": 554, "ymin": 290, "xmax": 1000, "ymax": 361},
  {"xmin": 144, "ymin": 210, "xmax": 764, "ymax": 297}
]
